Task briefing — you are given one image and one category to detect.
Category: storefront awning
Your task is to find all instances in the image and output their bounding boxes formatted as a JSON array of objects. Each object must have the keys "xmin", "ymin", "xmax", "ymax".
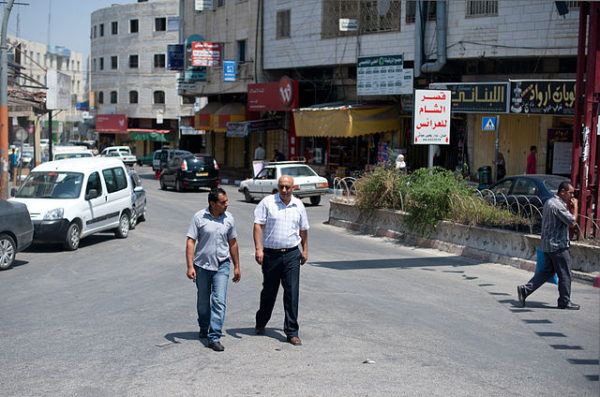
[
  {"xmin": 127, "ymin": 128, "xmax": 173, "ymax": 142},
  {"xmin": 195, "ymin": 102, "xmax": 223, "ymax": 131},
  {"xmin": 96, "ymin": 129, "xmax": 128, "ymax": 135},
  {"xmin": 293, "ymin": 105, "xmax": 401, "ymax": 137},
  {"xmin": 214, "ymin": 102, "xmax": 246, "ymax": 133}
]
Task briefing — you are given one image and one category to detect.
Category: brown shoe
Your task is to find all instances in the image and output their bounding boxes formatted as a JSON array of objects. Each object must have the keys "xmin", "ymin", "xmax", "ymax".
[
  {"xmin": 287, "ymin": 336, "xmax": 302, "ymax": 346},
  {"xmin": 255, "ymin": 327, "xmax": 265, "ymax": 335}
]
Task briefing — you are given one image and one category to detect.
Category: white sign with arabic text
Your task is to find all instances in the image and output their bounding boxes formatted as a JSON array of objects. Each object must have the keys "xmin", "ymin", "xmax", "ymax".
[{"xmin": 413, "ymin": 89, "xmax": 451, "ymax": 145}]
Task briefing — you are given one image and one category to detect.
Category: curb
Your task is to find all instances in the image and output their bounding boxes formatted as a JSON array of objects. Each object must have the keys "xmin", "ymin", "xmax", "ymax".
[{"xmin": 328, "ymin": 217, "xmax": 600, "ymax": 288}]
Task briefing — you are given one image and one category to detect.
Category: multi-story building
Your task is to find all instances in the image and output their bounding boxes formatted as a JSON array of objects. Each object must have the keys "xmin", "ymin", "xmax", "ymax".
[
  {"xmin": 90, "ymin": 0, "xmax": 188, "ymax": 156},
  {"xmin": 180, "ymin": 0, "xmax": 579, "ymax": 179},
  {"xmin": 7, "ymin": 34, "xmax": 85, "ymax": 144}
]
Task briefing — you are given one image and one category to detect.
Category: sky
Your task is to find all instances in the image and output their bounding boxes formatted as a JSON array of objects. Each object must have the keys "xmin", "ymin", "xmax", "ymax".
[{"xmin": 3, "ymin": 0, "xmax": 135, "ymax": 60}]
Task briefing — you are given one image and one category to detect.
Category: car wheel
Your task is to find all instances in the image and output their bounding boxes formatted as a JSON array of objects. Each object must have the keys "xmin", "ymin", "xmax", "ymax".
[
  {"xmin": 243, "ymin": 188, "xmax": 254, "ymax": 203},
  {"xmin": 160, "ymin": 177, "xmax": 167, "ymax": 190},
  {"xmin": 129, "ymin": 209, "xmax": 137, "ymax": 230},
  {"xmin": 138, "ymin": 206, "xmax": 146, "ymax": 222},
  {"xmin": 63, "ymin": 222, "xmax": 81, "ymax": 251},
  {"xmin": 176, "ymin": 179, "xmax": 184, "ymax": 192},
  {"xmin": 310, "ymin": 196, "xmax": 321, "ymax": 206},
  {"xmin": 0, "ymin": 233, "xmax": 16, "ymax": 270},
  {"xmin": 115, "ymin": 213, "xmax": 130, "ymax": 239}
]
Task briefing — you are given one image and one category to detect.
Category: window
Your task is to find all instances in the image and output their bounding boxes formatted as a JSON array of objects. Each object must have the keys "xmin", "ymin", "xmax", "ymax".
[
  {"xmin": 512, "ymin": 179, "xmax": 538, "ymax": 196},
  {"xmin": 98, "ymin": 91, "xmax": 104, "ymax": 104},
  {"xmin": 129, "ymin": 90, "xmax": 138, "ymax": 104},
  {"xmin": 155, "ymin": 17, "xmax": 166, "ymax": 31},
  {"xmin": 93, "ymin": 25, "xmax": 97, "ymax": 38},
  {"xmin": 154, "ymin": 53, "xmax": 166, "ymax": 68},
  {"xmin": 111, "ymin": 21, "xmax": 118, "ymax": 35},
  {"xmin": 99, "ymin": 57, "xmax": 104, "ymax": 70},
  {"xmin": 321, "ymin": 0, "xmax": 400, "ymax": 38},
  {"xmin": 466, "ymin": 1, "xmax": 498, "ymax": 17},
  {"xmin": 86, "ymin": 172, "xmax": 103, "ymax": 196},
  {"xmin": 111, "ymin": 56, "xmax": 118, "ymax": 70},
  {"xmin": 130, "ymin": 19, "xmax": 139, "ymax": 33},
  {"xmin": 129, "ymin": 54, "xmax": 138, "ymax": 68},
  {"xmin": 405, "ymin": 1, "xmax": 436, "ymax": 23},
  {"xmin": 110, "ymin": 91, "xmax": 117, "ymax": 104},
  {"xmin": 568, "ymin": 1, "xmax": 580, "ymax": 10},
  {"xmin": 216, "ymin": 0, "xmax": 225, "ymax": 6},
  {"xmin": 100, "ymin": 23, "xmax": 104, "ymax": 36},
  {"xmin": 153, "ymin": 90, "xmax": 165, "ymax": 104},
  {"xmin": 102, "ymin": 167, "xmax": 128, "ymax": 193},
  {"xmin": 276, "ymin": 10, "xmax": 291, "ymax": 39},
  {"xmin": 92, "ymin": 58, "xmax": 96, "ymax": 72},
  {"xmin": 237, "ymin": 40, "xmax": 246, "ymax": 62}
]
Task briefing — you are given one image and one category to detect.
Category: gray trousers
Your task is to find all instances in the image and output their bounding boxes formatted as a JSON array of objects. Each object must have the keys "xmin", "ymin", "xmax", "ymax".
[{"xmin": 523, "ymin": 248, "xmax": 572, "ymax": 306}]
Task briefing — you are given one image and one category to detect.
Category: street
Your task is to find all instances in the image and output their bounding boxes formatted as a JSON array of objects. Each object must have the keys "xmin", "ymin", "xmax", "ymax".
[{"xmin": 1, "ymin": 166, "xmax": 598, "ymax": 396}]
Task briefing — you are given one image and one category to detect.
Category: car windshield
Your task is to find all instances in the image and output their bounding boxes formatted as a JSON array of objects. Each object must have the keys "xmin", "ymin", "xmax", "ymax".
[
  {"xmin": 118, "ymin": 149, "xmax": 131, "ymax": 154},
  {"xmin": 544, "ymin": 178, "xmax": 567, "ymax": 195},
  {"xmin": 280, "ymin": 166, "xmax": 317, "ymax": 177},
  {"xmin": 16, "ymin": 171, "xmax": 84, "ymax": 199},
  {"xmin": 55, "ymin": 153, "xmax": 92, "ymax": 160}
]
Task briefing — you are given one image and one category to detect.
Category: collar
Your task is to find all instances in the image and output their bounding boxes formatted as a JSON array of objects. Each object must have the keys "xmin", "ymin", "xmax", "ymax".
[
  {"xmin": 275, "ymin": 193, "xmax": 295, "ymax": 207},
  {"xmin": 205, "ymin": 207, "xmax": 226, "ymax": 220}
]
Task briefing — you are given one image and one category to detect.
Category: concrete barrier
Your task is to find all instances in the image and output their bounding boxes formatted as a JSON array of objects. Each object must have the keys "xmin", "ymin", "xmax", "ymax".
[{"xmin": 329, "ymin": 199, "xmax": 600, "ymax": 286}]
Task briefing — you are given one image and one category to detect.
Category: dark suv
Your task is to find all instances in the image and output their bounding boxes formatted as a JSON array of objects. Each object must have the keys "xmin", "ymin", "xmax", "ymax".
[
  {"xmin": 159, "ymin": 154, "xmax": 220, "ymax": 192},
  {"xmin": 158, "ymin": 149, "xmax": 192, "ymax": 171}
]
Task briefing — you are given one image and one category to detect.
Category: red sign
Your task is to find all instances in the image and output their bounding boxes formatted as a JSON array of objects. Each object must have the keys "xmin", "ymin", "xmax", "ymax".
[
  {"xmin": 248, "ymin": 78, "xmax": 299, "ymax": 111},
  {"xmin": 191, "ymin": 42, "xmax": 222, "ymax": 67},
  {"xmin": 96, "ymin": 114, "xmax": 127, "ymax": 131}
]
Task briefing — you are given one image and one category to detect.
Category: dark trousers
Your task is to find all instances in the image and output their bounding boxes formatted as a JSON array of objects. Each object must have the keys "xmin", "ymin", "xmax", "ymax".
[
  {"xmin": 524, "ymin": 248, "xmax": 572, "ymax": 306},
  {"xmin": 256, "ymin": 248, "xmax": 301, "ymax": 337}
]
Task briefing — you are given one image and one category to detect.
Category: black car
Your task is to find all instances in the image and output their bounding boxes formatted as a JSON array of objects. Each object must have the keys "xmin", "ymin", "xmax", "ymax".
[
  {"xmin": 128, "ymin": 169, "xmax": 147, "ymax": 229},
  {"xmin": 160, "ymin": 154, "xmax": 220, "ymax": 192},
  {"xmin": 0, "ymin": 198, "xmax": 34, "ymax": 270}
]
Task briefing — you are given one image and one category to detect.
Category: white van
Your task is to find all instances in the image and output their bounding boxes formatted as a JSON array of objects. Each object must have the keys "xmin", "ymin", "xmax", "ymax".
[
  {"xmin": 52, "ymin": 145, "xmax": 94, "ymax": 160},
  {"xmin": 10, "ymin": 157, "xmax": 133, "ymax": 250}
]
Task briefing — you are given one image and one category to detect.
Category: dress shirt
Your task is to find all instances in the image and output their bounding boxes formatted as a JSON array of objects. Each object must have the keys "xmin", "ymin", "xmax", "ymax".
[{"xmin": 254, "ymin": 194, "xmax": 309, "ymax": 249}]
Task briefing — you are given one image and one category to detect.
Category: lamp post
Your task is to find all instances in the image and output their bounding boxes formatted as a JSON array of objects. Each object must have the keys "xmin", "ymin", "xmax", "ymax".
[{"xmin": 0, "ymin": 0, "xmax": 15, "ymax": 199}]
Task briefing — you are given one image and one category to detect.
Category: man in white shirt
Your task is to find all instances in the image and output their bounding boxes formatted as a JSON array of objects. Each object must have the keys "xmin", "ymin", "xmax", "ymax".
[
  {"xmin": 254, "ymin": 143, "xmax": 266, "ymax": 160},
  {"xmin": 253, "ymin": 175, "xmax": 309, "ymax": 345}
]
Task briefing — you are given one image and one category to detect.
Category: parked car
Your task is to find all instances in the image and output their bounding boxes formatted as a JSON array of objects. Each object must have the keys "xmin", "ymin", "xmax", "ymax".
[
  {"xmin": 152, "ymin": 150, "xmax": 163, "ymax": 172},
  {"xmin": 10, "ymin": 157, "xmax": 133, "ymax": 251},
  {"xmin": 128, "ymin": 168, "xmax": 147, "ymax": 229},
  {"xmin": 158, "ymin": 149, "xmax": 191, "ymax": 171},
  {"xmin": 160, "ymin": 153, "xmax": 219, "ymax": 192},
  {"xmin": 484, "ymin": 174, "xmax": 570, "ymax": 215},
  {"xmin": 0, "ymin": 198, "xmax": 34, "ymax": 270},
  {"xmin": 238, "ymin": 161, "xmax": 329, "ymax": 205},
  {"xmin": 101, "ymin": 146, "xmax": 137, "ymax": 166},
  {"xmin": 53, "ymin": 145, "xmax": 94, "ymax": 160}
]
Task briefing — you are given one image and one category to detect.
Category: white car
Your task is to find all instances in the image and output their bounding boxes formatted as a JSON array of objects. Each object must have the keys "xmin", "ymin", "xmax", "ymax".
[
  {"xmin": 101, "ymin": 146, "xmax": 137, "ymax": 166},
  {"xmin": 238, "ymin": 161, "xmax": 329, "ymax": 205}
]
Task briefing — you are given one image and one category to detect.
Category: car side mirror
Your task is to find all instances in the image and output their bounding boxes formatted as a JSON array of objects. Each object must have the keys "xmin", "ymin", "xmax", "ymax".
[
  {"xmin": 86, "ymin": 189, "xmax": 99, "ymax": 200},
  {"xmin": 134, "ymin": 186, "xmax": 143, "ymax": 193},
  {"xmin": 10, "ymin": 187, "xmax": 17, "ymax": 197}
]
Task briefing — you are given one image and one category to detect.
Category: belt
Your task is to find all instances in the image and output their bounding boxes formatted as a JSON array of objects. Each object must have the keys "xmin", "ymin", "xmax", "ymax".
[{"xmin": 264, "ymin": 246, "xmax": 298, "ymax": 253}]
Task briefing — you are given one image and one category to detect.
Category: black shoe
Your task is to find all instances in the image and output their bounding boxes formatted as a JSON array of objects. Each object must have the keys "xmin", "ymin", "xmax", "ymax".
[
  {"xmin": 199, "ymin": 331, "xmax": 208, "ymax": 339},
  {"xmin": 558, "ymin": 302, "xmax": 581, "ymax": 310},
  {"xmin": 208, "ymin": 341, "xmax": 225, "ymax": 351},
  {"xmin": 517, "ymin": 285, "xmax": 527, "ymax": 307},
  {"xmin": 255, "ymin": 327, "xmax": 265, "ymax": 335}
]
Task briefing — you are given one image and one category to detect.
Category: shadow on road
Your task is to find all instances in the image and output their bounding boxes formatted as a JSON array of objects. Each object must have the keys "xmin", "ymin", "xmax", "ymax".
[
  {"xmin": 309, "ymin": 256, "xmax": 479, "ymax": 270},
  {"xmin": 226, "ymin": 327, "xmax": 287, "ymax": 342},
  {"xmin": 164, "ymin": 331, "xmax": 198, "ymax": 344}
]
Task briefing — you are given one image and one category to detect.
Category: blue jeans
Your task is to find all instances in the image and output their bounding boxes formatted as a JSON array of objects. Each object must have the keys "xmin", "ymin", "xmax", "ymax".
[{"xmin": 195, "ymin": 261, "xmax": 230, "ymax": 343}]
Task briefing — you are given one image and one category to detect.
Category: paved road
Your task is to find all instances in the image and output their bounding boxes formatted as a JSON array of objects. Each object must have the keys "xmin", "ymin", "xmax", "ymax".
[{"xmin": 1, "ymin": 166, "xmax": 598, "ymax": 396}]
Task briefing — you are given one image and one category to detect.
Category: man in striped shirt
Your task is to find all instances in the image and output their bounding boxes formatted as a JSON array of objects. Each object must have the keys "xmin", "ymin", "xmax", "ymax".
[{"xmin": 253, "ymin": 175, "xmax": 309, "ymax": 345}]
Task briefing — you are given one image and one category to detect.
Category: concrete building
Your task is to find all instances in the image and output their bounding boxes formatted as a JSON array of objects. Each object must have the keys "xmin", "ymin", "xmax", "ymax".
[{"xmin": 90, "ymin": 0, "xmax": 189, "ymax": 156}]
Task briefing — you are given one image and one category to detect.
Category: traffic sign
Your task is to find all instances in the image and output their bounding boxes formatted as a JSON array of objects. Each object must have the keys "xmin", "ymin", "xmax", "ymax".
[{"xmin": 482, "ymin": 116, "xmax": 497, "ymax": 131}]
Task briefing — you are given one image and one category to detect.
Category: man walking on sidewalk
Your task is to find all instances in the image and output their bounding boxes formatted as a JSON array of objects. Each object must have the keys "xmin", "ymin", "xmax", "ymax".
[
  {"xmin": 253, "ymin": 175, "xmax": 309, "ymax": 345},
  {"xmin": 517, "ymin": 181, "xmax": 580, "ymax": 310},
  {"xmin": 186, "ymin": 187, "xmax": 241, "ymax": 351}
]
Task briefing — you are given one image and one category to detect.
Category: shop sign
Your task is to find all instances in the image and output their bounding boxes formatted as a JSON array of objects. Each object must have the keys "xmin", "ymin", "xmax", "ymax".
[
  {"xmin": 509, "ymin": 80, "xmax": 575, "ymax": 115},
  {"xmin": 168, "ymin": 44, "xmax": 184, "ymax": 71},
  {"xmin": 181, "ymin": 126, "xmax": 205, "ymax": 135},
  {"xmin": 248, "ymin": 78, "xmax": 299, "ymax": 111},
  {"xmin": 226, "ymin": 122, "xmax": 248, "ymax": 137},
  {"xmin": 357, "ymin": 54, "xmax": 403, "ymax": 96},
  {"xmin": 191, "ymin": 42, "xmax": 222, "ymax": 67},
  {"xmin": 413, "ymin": 89, "xmax": 451, "ymax": 145},
  {"xmin": 96, "ymin": 114, "xmax": 127, "ymax": 131},
  {"xmin": 226, "ymin": 119, "xmax": 283, "ymax": 137},
  {"xmin": 223, "ymin": 60, "xmax": 236, "ymax": 82},
  {"xmin": 430, "ymin": 82, "xmax": 509, "ymax": 113},
  {"xmin": 184, "ymin": 69, "xmax": 207, "ymax": 82},
  {"xmin": 339, "ymin": 18, "xmax": 358, "ymax": 31}
]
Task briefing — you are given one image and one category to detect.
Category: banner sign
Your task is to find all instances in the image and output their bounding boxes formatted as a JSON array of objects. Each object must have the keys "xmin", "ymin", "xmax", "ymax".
[
  {"xmin": 226, "ymin": 119, "xmax": 283, "ymax": 137},
  {"xmin": 430, "ymin": 82, "xmax": 509, "ymax": 113},
  {"xmin": 509, "ymin": 80, "xmax": 575, "ymax": 115},
  {"xmin": 191, "ymin": 41, "xmax": 222, "ymax": 67},
  {"xmin": 248, "ymin": 79, "xmax": 299, "ymax": 111},
  {"xmin": 168, "ymin": 44, "xmax": 184, "ymax": 71},
  {"xmin": 223, "ymin": 60, "xmax": 236, "ymax": 82},
  {"xmin": 46, "ymin": 70, "xmax": 71, "ymax": 110},
  {"xmin": 413, "ymin": 89, "xmax": 451, "ymax": 145},
  {"xmin": 96, "ymin": 114, "xmax": 127, "ymax": 131},
  {"xmin": 357, "ymin": 54, "xmax": 403, "ymax": 96}
]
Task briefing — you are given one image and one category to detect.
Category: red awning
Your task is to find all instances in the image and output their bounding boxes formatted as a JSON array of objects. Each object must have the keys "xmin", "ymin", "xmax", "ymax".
[
  {"xmin": 126, "ymin": 128, "xmax": 170, "ymax": 134},
  {"xmin": 96, "ymin": 129, "xmax": 128, "ymax": 134}
]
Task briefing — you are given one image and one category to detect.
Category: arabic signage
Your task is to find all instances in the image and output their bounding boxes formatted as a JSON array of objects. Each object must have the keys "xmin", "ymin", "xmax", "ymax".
[
  {"xmin": 167, "ymin": 44, "xmax": 184, "ymax": 71},
  {"xmin": 357, "ymin": 54, "xmax": 404, "ymax": 96},
  {"xmin": 248, "ymin": 78, "xmax": 299, "ymax": 111},
  {"xmin": 226, "ymin": 119, "xmax": 282, "ymax": 137},
  {"xmin": 96, "ymin": 114, "xmax": 127, "ymax": 131},
  {"xmin": 223, "ymin": 60, "xmax": 236, "ymax": 82},
  {"xmin": 413, "ymin": 89, "xmax": 451, "ymax": 145},
  {"xmin": 509, "ymin": 80, "xmax": 575, "ymax": 115},
  {"xmin": 191, "ymin": 41, "xmax": 222, "ymax": 67},
  {"xmin": 429, "ymin": 82, "xmax": 509, "ymax": 113}
]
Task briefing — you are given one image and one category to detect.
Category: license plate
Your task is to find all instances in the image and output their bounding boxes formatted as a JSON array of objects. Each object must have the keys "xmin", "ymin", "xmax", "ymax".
[{"xmin": 196, "ymin": 172, "xmax": 208, "ymax": 176}]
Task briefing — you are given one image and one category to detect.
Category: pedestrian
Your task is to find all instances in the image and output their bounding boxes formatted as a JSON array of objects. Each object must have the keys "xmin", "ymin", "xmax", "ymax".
[
  {"xmin": 526, "ymin": 145, "xmax": 537, "ymax": 174},
  {"xmin": 254, "ymin": 143, "xmax": 266, "ymax": 161},
  {"xmin": 253, "ymin": 175, "xmax": 309, "ymax": 346},
  {"xmin": 497, "ymin": 152, "xmax": 506, "ymax": 180},
  {"xmin": 517, "ymin": 181, "xmax": 580, "ymax": 310},
  {"xmin": 272, "ymin": 149, "xmax": 286, "ymax": 162},
  {"xmin": 186, "ymin": 187, "xmax": 241, "ymax": 351}
]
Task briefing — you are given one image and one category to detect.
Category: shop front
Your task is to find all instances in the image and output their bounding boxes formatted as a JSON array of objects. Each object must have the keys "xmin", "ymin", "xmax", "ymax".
[
  {"xmin": 95, "ymin": 114, "xmax": 129, "ymax": 150},
  {"xmin": 128, "ymin": 128, "xmax": 173, "ymax": 158}
]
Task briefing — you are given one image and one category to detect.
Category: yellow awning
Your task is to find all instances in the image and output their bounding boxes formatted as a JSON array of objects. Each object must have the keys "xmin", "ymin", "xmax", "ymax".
[
  {"xmin": 195, "ymin": 102, "xmax": 223, "ymax": 131},
  {"xmin": 214, "ymin": 102, "xmax": 246, "ymax": 133},
  {"xmin": 293, "ymin": 105, "xmax": 401, "ymax": 137}
]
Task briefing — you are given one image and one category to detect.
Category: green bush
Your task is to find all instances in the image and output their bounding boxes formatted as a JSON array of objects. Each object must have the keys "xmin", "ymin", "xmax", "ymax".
[{"xmin": 353, "ymin": 166, "xmax": 409, "ymax": 212}]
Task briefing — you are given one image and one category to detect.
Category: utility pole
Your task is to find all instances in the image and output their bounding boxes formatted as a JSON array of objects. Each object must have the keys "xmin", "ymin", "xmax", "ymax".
[{"xmin": 0, "ymin": 0, "xmax": 15, "ymax": 199}]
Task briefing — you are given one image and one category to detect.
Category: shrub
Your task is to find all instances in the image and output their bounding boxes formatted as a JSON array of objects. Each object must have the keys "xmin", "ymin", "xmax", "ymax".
[{"xmin": 353, "ymin": 166, "xmax": 409, "ymax": 212}]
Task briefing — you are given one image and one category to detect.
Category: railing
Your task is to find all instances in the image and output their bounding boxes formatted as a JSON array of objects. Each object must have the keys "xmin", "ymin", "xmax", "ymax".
[{"xmin": 332, "ymin": 177, "xmax": 356, "ymax": 204}]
